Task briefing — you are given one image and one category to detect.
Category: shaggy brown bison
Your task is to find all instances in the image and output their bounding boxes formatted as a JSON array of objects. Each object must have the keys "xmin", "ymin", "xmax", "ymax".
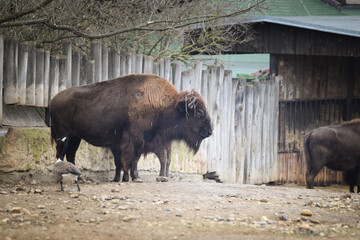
[
  {"xmin": 50, "ymin": 74, "xmax": 212, "ymax": 182},
  {"xmin": 304, "ymin": 120, "xmax": 360, "ymax": 193}
]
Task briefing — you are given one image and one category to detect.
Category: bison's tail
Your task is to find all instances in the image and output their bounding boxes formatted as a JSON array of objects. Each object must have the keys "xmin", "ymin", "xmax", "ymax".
[
  {"xmin": 303, "ymin": 130, "xmax": 313, "ymax": 167},
  {"xmin": 50, "ymin": 124, "xmax": 56, "ymax": 146}
]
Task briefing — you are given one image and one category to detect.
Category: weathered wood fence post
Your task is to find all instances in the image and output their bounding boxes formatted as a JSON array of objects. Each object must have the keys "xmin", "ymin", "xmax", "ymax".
[
  {"xmin": 4, "ymin": 38, "xmax": 18, "ymax": 104},
  {"xmin": 143, "ymin": 56, "xmax": 154, "ymax": 74},
  {"xmin": 72, "ymin": 50, "xmax": 80, "ymax": 87},
  {"xmin": 49, "ymin": 56, "xmax": 59, "ymax": 101},
  {"xmin": 135, "ymin": 54, "xmax": 143, "ymax": 73},
  {"xmin": 63, "ymin": 42, "xmax": 72, "ymax": 88},
  {"xmin": 171, "ymin": 62, "xmax": 182, "ymax": 89},
  {"xmin": 0, "ymin": 36, "xmax": 3, "ymax": 125},
  {"xmin": 110, "ymin": 50, "xmax": 121, "ymax": 79},
  {"xmin": 43, "ymin": 50, "xmax": 50, "ymax": 107},
  {"xmin": 58, "ymin": 56, "xmax": 67, "ymax": 92},
  {"xmin": 26, "ymin": 42, "xmax": 36, "ymax": 106},
  {"xmin": 35, "ymin": 49, "xmax": 44, "ymax": 106},
  {"xmin": 18, "ymin": 42, "xmax": 28, "ymax": 105},
  {"xmin": 101, "ymin": 45, "xmax": 108, "ymax": 81},
  {"xmin": 91, "ymin": 41, "xmax": 102, "ymax": 83}
]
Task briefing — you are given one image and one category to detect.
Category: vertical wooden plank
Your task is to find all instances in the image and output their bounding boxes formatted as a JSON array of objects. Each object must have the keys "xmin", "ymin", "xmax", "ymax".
[
  {"xmin": 4, "ymin": 38, "xmax": 18, "ymax": 104},
  {"xmin": 200, "ymin": 69, "xmax": 209, "ymax": 173},
  {"xmin": 236, "ymin": 78, "xmax": 247, "ymax": 183},
  {"xmin": 223, "ymin": 70, "xmax": 233, "ymax": 182},
  {"xmin": 49, "ymin": 56, "xmax": 59, "ymax": 101},
  {"xmin": 345, "ymin": 58, "xmax": 355, "ymax": 121},
  {"xmin": 164, "ymin": 58, "xmax": 171, "ymax": 81},
  {"xmin": 0, "ymin": 36, "xmax": 3, "ymax": 125},
  {"xmin": 135, "ymin": 54, "xmax": 143, "ymax": 73},
  {"xmin": 43, "ymin": 50, "xmax": 50, "ymax": 107},
  {"xmin": 200, "ymin": 69, "xmax": 208, "ymax": 103},
  {"xmin": 26, "ymin": 42, "xmax": 36, "ymax": 106},
  {"xmin": 101, "ymin": 44, "xmax": 108, "ymax": 81},
  {"xmin": 108, "ymin": 51, "xmax": 113, "ymax": 79},
  {"xmin": 120, "ymin": 51, "xmax": 126, "ymax": 76},
  {"xmin": 244, "ymin": 82, "xmax": 253, "ymax": 183},
  {"xmin": 80, "ymin": 54, "xmax": 87, "ymax": 86},
  {"xmin": 112, "ymin": 50, "xmax": 121, "ymax": 78},
  {"xmin": 35, "ymin": 49, "xmax": 44, "ymax": 107},
  {"xmin": 194, "ymin": 61, "xmax": 202, "ymax": 92},
  {"xmin": 153, "ymin": 62, "xmax": 159, "ymax": 76},
  {"xmin": 214, "ymin": 66, "xmax": 224, "ymax": 178},
  {"xmin": 87, "ymin": 60, "xmax": 95, "ymax": 85},
  {"xmin": 181, "ymin": 70, "xmax": 194, "ymax": 91},
  {"xmin": 262, "ymin": 80, "xmax": 270, "ymax": 182},
  {"xmin": 251, "ymin": 80, "xmax": 262, "ymax": 183},
  {"xmin": 172, "ymin": 62, "xmax": 182, "ymax": 90},
  {"xmin": 91, "ymin": 41, "xmax": 102, "ymax": 83},
  {"xmin": 158, "ymin": 59, "xmax": 165, "ymax": 78},
  {"xmin": 272, "ymin": 76, "xmax": 280, "ymax": 180},
  {"xmin": 143, "ymin": 56, "xmax": 154, "ymax": 74},
  {"xmin": 58, "ymin": 56, "xmax": 67, "ymax": 92},
  {"xmin": 71, "ymin": 50, "xmax": 80, "ymax": 86},
  {"xmin": 63, "ymin": 42, "xmax": 72, "ymax": 88},
  {"xmin": 18, "ymin": 42, "xmax": 28, "ymax": 105},
  {"xmin": 130, "ymin": 50, "xmax": 136, "ymax": 74},
  {"xmin": 206, "ymin": 66, "xmax": 217, "ymax": 172},
  {"xmin": 125, "ymin": 52, "xmax": 132, "ymax": 75}
]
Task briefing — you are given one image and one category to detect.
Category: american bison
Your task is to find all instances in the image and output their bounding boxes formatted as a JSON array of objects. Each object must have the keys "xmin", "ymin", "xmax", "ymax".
[
  {"xmin": 304, "ymin": 120, "xmax": 360, "ymax": 193},
  {"xmin": 50, "ymin": 74, "xmax": 212, "ymax": 182}
]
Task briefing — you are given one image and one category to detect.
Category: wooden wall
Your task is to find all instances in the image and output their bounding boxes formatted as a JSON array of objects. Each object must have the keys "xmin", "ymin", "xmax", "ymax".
[
  {"xmin": 231, "ymin": 22, "xmax": 360, "ymax": 57},
  {"xmin": 276, "ymin": 54, "xmax": 360, "ymax": 185},
  {"xmin": 278, "ymin": 55, "xmax": 360, "ymax": 100}
]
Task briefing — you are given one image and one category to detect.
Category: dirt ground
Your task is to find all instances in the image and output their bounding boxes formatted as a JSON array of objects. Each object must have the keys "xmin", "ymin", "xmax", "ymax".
[{"xmin": 0, "ymin": 172, "xmax": 359, "ymax": 240}]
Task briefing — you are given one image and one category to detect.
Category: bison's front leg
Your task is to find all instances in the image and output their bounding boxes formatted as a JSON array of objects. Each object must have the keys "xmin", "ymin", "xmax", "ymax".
[
  {"xmin": 120, "ymin": 136, "xmax": 143, "ymax": 183},
  {"xmin": 165, "ymin": 145, "xmax": 171, "ymax": 177},
  {"xmin": 130, "ymin": 161, "xmax": 142, "ymax": 183},
  {"xmin": 154, "ymin": 144, "xmax": 171, "ymax": 182},
  {"xmin": 122, "ymin": 170, "xmax": 130, "ymax": 182},
  {"xmin": 111, "ymin": 147, "xmax": 122, "ymax": 182}
]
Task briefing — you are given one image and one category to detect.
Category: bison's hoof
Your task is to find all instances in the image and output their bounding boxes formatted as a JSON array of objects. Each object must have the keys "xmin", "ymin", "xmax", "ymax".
[
  {"xmin": 156, "ymin": 176, "xmax": 168, "ymax": 182},
  {"xmin": 132, "ymin": 178, "xmax": 143, "ymax": 183},
  {"xmin": 113, "ymin": 177, "xmax": 120, "ymax": 182}
]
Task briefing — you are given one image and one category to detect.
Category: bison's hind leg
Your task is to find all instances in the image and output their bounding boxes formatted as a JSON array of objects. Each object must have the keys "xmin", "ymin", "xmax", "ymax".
[
  {"xmin": 111, "ymin": 147, "xmax": 123, "ymax": 182},
  {"xmin": 55, "ymin": 137, "xmax": 69, "ymax": 160},
  {"xmin": 306, "ymin": 165, "xmax": 323, "ymax": 189},
  {"xmin": 65, "ymin": 137, "xmax": 81, "ymax": 164},
  {"xmin": 344, "ymin": 167, "xmax": 360, "ymax": 193}
]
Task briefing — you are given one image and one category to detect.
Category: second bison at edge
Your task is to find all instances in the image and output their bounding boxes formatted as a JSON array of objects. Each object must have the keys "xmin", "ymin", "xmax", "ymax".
[
  {"xmin": 50, "ymin": 74, "xmax": 212, "ymax": 182},
  {"xmin": 304, "ymin": 120, "xmax": 360, "ymax": 193}
]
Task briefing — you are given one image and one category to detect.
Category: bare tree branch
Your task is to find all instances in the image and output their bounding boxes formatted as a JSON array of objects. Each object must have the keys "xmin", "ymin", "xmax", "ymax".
[
  {"xmin": 0, "ymin": 0, "xmax": 54, "ymax": 24},
  {"xmin": 0, "ymin": 0, "xmax": 267, "ymax": 62}
]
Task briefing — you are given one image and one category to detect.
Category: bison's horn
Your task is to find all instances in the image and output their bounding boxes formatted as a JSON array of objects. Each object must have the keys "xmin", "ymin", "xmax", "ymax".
[{"xmin": 187, "ymin": 97, "xmax": 197, "ymax": 109}]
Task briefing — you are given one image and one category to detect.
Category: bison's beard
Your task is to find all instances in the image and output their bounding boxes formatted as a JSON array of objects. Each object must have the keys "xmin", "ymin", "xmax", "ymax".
[{"xmin": 184, "ymin": 137, "xmax": 203, "ymax": 154}]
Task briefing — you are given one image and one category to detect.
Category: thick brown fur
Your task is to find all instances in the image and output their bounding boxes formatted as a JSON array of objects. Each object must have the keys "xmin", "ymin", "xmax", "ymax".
[
  {"xmin": 50, "ymin": 74, "xmax": 212, "ymax": 182},
  {"xmin": 304, "ymin": 119, "xmax": 360, "ymax": 192}
]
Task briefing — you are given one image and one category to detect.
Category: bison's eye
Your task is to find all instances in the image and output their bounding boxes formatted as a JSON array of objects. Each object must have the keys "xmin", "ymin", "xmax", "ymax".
[{"xmin": 196, "ymin": 109, "xmax": 205, "ymax": 118}]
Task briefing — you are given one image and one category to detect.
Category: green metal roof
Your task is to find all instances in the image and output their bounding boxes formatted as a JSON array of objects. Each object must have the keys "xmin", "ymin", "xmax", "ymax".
[{"xmin": 249, "ymin": 0, "xmax": 360, "ymax": 16}]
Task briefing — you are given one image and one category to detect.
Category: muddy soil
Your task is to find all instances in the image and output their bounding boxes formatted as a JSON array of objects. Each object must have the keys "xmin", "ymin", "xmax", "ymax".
[{"xmin": 0, "ymin": 173, "xmax": 359, "ymax": 240}]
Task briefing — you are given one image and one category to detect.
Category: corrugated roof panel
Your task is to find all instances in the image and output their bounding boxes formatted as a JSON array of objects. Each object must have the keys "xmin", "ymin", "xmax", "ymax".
[
  {"xmin": 242, "ymin": 16, "xmax": 360, "ymax": 37},
  {"xmin": 240, "ymin": 0, "xmax": 360, "ymax": 16}
]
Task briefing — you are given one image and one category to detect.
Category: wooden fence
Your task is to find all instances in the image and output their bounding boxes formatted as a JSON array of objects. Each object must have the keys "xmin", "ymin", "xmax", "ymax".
[{"xmin": 0, "ymin": 36, "xmax": 280, "ymax": 184}]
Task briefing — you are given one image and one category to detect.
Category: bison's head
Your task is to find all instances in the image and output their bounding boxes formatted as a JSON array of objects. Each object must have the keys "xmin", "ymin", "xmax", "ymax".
[{"xmin": 176, "ymin": 90, "xmax": 212, "ymax": 153}]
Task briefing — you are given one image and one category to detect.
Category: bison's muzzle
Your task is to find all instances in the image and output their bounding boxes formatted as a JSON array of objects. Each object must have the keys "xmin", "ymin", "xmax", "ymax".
[{"xmin": 200, "ymin": 128, "xmax": 212, "ymax": 139}]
